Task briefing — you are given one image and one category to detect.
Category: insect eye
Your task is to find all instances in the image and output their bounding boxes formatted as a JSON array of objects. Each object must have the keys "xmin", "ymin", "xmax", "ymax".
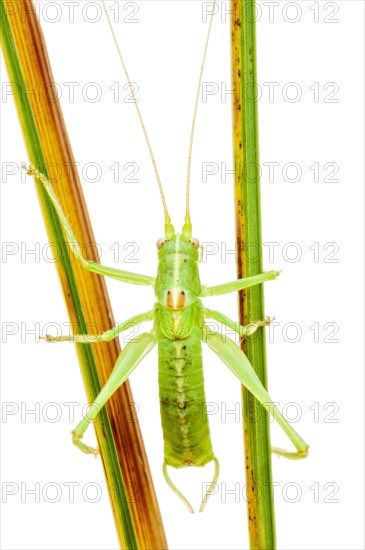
[
  {"xmin": 190, "ymin": 238, "xmax": 200, "ymax": 249},
  {"xmin": 157, "ymin": 238, "xmax": 165, "ymax": 249}
]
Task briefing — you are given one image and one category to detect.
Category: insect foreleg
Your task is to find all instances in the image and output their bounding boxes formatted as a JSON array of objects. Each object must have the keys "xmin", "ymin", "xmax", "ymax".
[
  {"xmin": 201, "ymin": 271, "xmax": 280, "ymax": 297},
  {"xmin": 23, "ymin": 164, "xmax": 155, "ymax": 286},
  {"xmin": 204, "ymin": 308, "xmax": 272, "ymax": 337},
  {"xmin": 43, "ymin": 310, "xmax": 154, "ymax": 343},
  {"xmin": 72, "ymin": 331, "xmax": 156, "ymax": 455},
  {"xmin": 203, "ymin": 325, "xmax": 309, "ymax": 459}
]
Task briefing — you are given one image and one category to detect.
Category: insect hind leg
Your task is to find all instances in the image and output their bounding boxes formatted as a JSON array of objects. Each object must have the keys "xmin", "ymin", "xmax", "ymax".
[
  {"xmin": 204, "ymin": 325, "xmax": 309, "ymax": 458},
  {"xmin": 72, "ymin": 332, "xmax": 156, "ymax": 455}
]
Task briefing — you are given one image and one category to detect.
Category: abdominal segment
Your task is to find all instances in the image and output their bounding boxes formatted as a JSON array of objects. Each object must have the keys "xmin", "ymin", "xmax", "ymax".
[{"xmin": 158, "ymin": 327, "xmax": 214, "ymax": 469}]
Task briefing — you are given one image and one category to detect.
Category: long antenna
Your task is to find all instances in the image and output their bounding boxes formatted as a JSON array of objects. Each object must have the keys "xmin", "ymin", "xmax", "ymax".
[
  {"xmin": 185, "ymin": 1, "xmax": 217, "ymax": 226},
  {"xmin": 101, "ymin": 0, "xmax": 171, "ymax": 226}
]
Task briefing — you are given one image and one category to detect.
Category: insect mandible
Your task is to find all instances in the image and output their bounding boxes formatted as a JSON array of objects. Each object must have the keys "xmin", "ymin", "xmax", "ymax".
[{"xmin": 24, "ymin": 0, "xmax": 309, "ymax": 513}]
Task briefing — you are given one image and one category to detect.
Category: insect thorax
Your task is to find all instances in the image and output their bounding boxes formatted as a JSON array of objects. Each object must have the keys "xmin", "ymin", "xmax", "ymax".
[{"xmin": 156, "ymin": 301, "xmax": 203, "ymax": 341}]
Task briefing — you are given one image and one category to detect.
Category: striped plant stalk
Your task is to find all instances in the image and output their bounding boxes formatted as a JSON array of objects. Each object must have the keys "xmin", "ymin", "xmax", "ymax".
[
  {"xmin": 0, "ymin": 1, "xmax": 167, "ymax": 547},
  {"xmin": 231, "ymin": 0, "xmax": 277, "ymax": 547}
]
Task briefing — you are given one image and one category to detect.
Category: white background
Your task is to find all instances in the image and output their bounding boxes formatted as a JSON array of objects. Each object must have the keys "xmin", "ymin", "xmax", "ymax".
[{"xmin": 1, "ymin": 1, "xmax": 364, "ymax": 549}]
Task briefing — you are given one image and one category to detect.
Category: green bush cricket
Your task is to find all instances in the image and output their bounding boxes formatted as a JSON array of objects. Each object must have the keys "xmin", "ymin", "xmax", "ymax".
[{"xmin": 23, "ymin": 0, "xmax": 308, "ymax": 514}]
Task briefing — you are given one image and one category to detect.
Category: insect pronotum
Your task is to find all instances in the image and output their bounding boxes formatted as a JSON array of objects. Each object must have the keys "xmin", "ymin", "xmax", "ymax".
[{"xmin": 24, "ymin": 0, "xmax": 309, "ymax": 513}]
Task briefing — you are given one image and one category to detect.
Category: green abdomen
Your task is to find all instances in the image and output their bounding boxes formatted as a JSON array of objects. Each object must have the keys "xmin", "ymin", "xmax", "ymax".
[{"xmin": 158, "ymin": 325, "xmax": 214, "ymax": 469}]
